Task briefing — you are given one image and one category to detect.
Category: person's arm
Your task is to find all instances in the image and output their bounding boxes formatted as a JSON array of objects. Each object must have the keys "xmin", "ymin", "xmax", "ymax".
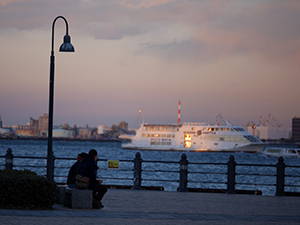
[
  {"xmin": 67, "ymin": 164, "xmax": 76, "ymax": 185},
  {"xmin": 87, "ymin": 161, "xmax": 98, "ymax": 184},
  {"xmin": 95, "ymin": 163, "xmax": 102, "ymax": 184}
]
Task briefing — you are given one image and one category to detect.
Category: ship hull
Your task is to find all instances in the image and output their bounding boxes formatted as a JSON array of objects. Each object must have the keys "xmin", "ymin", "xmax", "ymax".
[{"xmin": 122, "ymin": 143, "xmax": 264, "ymax": 153}]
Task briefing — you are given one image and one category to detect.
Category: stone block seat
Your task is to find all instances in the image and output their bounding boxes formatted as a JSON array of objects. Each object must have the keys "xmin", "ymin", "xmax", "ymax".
[{"xmin": 62, "ymin": 186, "xmax": 93, "ymax": 209}]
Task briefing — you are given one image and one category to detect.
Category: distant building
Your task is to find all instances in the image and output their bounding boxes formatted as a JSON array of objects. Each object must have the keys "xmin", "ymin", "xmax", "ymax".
[
  {"xmin": 119, "ymin": 121, "xmax": 128, "ymax": 130},
  {"xmin": 61, "ymin": 123, "xmax": 71, "ymax": 129},
  {"xmin": 15, "ymin": 126, "xmax": 35, "ymax": 137},
  {"xmin": 0, "ymin": 115, "xmax": 3, "ymax": 128},
  {"xmin": 0, "ymin": 127, "xmax": 13, "ymax": 137},
  {"xmin": 73, "ymin": 124, "xmax": 79, "ymax": 137},
  {"xmin": 12, "ymin": 113, "xmax": 48, "ymax": 137},
  {"xmin": 38, "ymin": 113, "xmax": 48, "ymax": 136},
  {"xmin": 30, "ymin": 117, "xmax": 39, "ymax": 136},
  {"xmin": 292, "ymin": 117, "xmax": 300, "ymax": 142},
  {"xmin": 97, "ymin": 125, "xmax": 111, "ymax": 135},
  {"xmin": 78, "ymin": 127, "xmax": 95, "ymax": 139},
  {"xmin": 247, "ymin": 125, "xmax": 288, "ymax": 140},
  {"xmin": 53, "ymin": 128, "xmax": 75, "ymax": 138}
]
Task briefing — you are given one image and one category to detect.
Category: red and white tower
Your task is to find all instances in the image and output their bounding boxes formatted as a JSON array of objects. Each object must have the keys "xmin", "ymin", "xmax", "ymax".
[{"xmin": 177, "ymin": 100, "xmax": 181, "ymax": 124}]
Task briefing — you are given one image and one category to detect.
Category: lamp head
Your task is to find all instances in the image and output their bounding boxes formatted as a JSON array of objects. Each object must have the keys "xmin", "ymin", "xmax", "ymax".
[{"xmin": 59, "ymin": 34, "xmax": 75, "ymax": 52}]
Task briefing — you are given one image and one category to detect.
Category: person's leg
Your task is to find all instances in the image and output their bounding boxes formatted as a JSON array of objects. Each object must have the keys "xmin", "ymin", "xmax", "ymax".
[
  {"xmin": 95, "ymin": 185, "xmax": 107, "ymax": 201},
  {"xmin": 92, "ymin": 185, "xmax": 107, "ymax": 209}
]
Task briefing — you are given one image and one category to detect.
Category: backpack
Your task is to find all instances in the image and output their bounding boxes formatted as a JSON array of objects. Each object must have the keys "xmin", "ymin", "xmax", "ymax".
[{"xmin": 75, "ymin": 174, "xmax": 90, "ymax": 189}]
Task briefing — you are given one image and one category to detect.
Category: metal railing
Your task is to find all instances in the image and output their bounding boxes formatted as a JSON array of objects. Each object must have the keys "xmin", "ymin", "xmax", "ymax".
[{"xmin": 1, "ymin": 148, "xmax": 300, "ymax": 196}]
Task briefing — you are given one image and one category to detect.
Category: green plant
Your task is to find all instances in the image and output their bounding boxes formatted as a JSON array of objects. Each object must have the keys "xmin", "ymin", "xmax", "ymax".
[{"xmin": 0, "ymin": 170, "xmax": 56, "ymax": 209}]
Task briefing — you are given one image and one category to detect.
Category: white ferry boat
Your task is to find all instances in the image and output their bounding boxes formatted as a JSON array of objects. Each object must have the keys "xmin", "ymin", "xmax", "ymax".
[
  {"xmin": 262, "ymin": 147, "xmax": 300, "ymax": 157},
  {"xmin": 121, "ymin": 122, "xmax": 262, "ymax": 152}
]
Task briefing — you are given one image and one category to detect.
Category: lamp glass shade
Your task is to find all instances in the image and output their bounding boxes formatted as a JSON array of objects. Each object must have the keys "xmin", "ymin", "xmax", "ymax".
[{"xmin": 59, "ymin": 34, "xmax": 75, "ymax": 52}]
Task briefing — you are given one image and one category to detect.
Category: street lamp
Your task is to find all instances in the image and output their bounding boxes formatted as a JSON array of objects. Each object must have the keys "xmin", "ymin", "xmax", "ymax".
[{"xmin": 47, "ymin": 16, "xmax": 75, "ymax": 181}]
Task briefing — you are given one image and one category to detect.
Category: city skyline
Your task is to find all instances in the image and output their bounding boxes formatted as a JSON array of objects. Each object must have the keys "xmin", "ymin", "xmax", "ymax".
[{"xmin": 1, "ymin": 0, "xmax": 300, "ymax": 129}]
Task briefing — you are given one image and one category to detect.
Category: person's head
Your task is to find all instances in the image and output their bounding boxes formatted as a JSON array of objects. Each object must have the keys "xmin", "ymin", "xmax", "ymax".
[
  {"xmin": 77, "ymin": 152, "xmax": 88, "ymax": 161},
  {"xmin": 89, "ymin": 149, "xmax": 98, "ymax": 161}
]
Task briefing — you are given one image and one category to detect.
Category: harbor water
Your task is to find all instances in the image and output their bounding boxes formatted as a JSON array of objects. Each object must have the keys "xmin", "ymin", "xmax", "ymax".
[{"xmin": 0, "ymin": 139, "xmax": 299, "ymax": 195}]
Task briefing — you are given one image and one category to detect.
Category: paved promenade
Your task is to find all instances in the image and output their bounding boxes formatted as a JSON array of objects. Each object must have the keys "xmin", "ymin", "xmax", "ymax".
[{"xmin": 0, "ymin": 189, "xmax": 300, "ymax": 225}]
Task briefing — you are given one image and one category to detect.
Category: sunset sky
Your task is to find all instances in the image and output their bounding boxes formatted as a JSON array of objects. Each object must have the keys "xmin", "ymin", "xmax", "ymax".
[{"xmin": 0, "ymin": 0, "xmax": 299, "ymax": 130}]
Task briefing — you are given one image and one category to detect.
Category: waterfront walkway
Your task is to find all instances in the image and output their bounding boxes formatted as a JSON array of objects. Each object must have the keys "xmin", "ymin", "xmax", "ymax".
[{"xmin": 0, "ymin": 189, "xmax": 300, "ymax": 225}]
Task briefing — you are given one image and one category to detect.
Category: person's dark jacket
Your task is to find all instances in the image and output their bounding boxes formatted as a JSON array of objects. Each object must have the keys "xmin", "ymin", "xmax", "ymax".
[
  {"xmin": 78, "ymin": 157, "xmax": 99, "ymax": 189},
  {"xmin": 67, "ymin": 161, "xmax": 81, "ymax": 185}
]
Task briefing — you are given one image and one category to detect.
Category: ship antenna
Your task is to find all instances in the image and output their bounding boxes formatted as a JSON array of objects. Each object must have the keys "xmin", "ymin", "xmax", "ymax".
[
  {"xmin": 177, "ymin": 100, "xmax": 181, "ymax": 124},
  {"xmin": 138, "ymin": 108, "xmax": 144, "ymax": 125}
]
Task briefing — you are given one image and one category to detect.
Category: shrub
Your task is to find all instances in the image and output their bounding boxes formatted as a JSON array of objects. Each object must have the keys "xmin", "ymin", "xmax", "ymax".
[{"xmin": 0, "ymin": 170, "xmax": 56, "ymax": 209}]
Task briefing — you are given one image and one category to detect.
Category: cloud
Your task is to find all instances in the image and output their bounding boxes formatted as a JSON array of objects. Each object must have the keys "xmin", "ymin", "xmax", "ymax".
[
  {"xmin": 120, "ymin": 0, "xmax": 175, "ymax": 9},
  {"xmin": 0, "ymin": 0, "xmax": 300, "ymax": 64},
  {"xmin": 0, "ymin": 0, "xmax": 300, "ymax": 128},
  {"xmin": 0, "ymin": 0, "xmax": 24, "ymax": 7},
  {"xmin": 127, "ymin": 0, "xmax": 300, "ymax": 65},
  {"xmin": 88, "ymin": 22, "xmax": 145, "ymax": 40}
]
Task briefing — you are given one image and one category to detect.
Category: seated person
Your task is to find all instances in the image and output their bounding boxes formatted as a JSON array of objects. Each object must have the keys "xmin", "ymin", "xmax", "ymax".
[
  {"xmin": 67, "ymin": 152, "xmax": 88, "ymax": 188},
  {"xmin": 78, "ymin": 149, "xmax": 107, "ymax": 209}
]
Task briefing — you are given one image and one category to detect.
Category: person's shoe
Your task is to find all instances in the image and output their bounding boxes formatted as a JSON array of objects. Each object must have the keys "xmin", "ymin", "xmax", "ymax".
[
  {"xmin": 99, "ymin": 202, "xmax": 104, "ymax": 209},
  {"xmin": 92, "ymin": 199, "xmax": 104, "ymax": 209}
]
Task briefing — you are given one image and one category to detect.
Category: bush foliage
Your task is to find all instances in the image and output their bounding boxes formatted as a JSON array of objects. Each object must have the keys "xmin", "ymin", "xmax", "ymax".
[{"xmin": 0, "ymin": 170, "xmax": 56, "ymax": 209}]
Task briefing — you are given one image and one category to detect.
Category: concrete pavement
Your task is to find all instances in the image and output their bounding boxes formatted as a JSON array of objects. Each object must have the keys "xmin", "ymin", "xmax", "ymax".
[{"xmin": 0, "ymin": 189, "xmax": 300, "ymax": 225}]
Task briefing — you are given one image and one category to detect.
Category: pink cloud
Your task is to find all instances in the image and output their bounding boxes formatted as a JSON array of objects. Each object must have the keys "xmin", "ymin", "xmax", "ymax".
[
  {"xmin": 0, "ymin": 0, "xmax": 24, "ymax": 6},
  {"xmin": 120, "ymin": 0, "xmax": 175, "ymax": 9}
]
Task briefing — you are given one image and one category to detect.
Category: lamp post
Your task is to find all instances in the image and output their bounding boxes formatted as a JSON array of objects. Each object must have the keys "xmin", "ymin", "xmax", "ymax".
[{"xmin": 47, "ymin": 16, "xmax": 75, "ymax": 181}]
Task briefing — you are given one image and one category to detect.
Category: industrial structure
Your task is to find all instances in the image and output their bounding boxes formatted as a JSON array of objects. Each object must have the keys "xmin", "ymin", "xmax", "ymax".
[{"xmin": 292, "ymin": 117, "xmax": 300, "ymax": 142}]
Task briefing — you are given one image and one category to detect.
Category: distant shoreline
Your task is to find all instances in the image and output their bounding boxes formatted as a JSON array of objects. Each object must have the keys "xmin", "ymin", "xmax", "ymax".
[{"xmin": 0, "ymin": 136, "xmax": 122, "ymax": 142}]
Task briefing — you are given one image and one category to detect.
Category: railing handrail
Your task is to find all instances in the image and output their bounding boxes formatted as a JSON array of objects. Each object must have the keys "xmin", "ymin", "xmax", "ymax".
[
  {"xmin": 2, "ymin": 154, "xmax": 299, "ymax": 167},
  {"xmin": 13, "ymin": 156, "xmax": 47, "ymax": 159}
]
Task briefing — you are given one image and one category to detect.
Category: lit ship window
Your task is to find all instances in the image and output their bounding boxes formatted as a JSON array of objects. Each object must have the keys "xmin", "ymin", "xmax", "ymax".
[
  {"xmin": 142, "ymin": 133, "xmax": 175, "ymax": 138},
  {"xmin": 184, "ymin": 134, "xmax": 192, "ymax": 148}
]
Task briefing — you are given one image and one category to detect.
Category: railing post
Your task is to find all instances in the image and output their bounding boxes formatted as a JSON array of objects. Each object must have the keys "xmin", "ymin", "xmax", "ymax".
[
  {"xmin": 133, "ymin": 152, "xmax": 142, "ymax": 190},
  {"xmin": 5, "ymin": 148, "xmax": 13, "ymax": 170},
  {"xmin": 227, "ymin": 155, "xmax": 236, "ymax": 194},
  {"xmin": 276, "ymin": 157, "xmax": 285, "ymax": 196},
  {"xmin": 178, "ymin": 153, "xmax": 188, "ymax": 192},
  {"xmin": 47, "ymin": 154, "xmax": 55, "ymax": 182}
]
